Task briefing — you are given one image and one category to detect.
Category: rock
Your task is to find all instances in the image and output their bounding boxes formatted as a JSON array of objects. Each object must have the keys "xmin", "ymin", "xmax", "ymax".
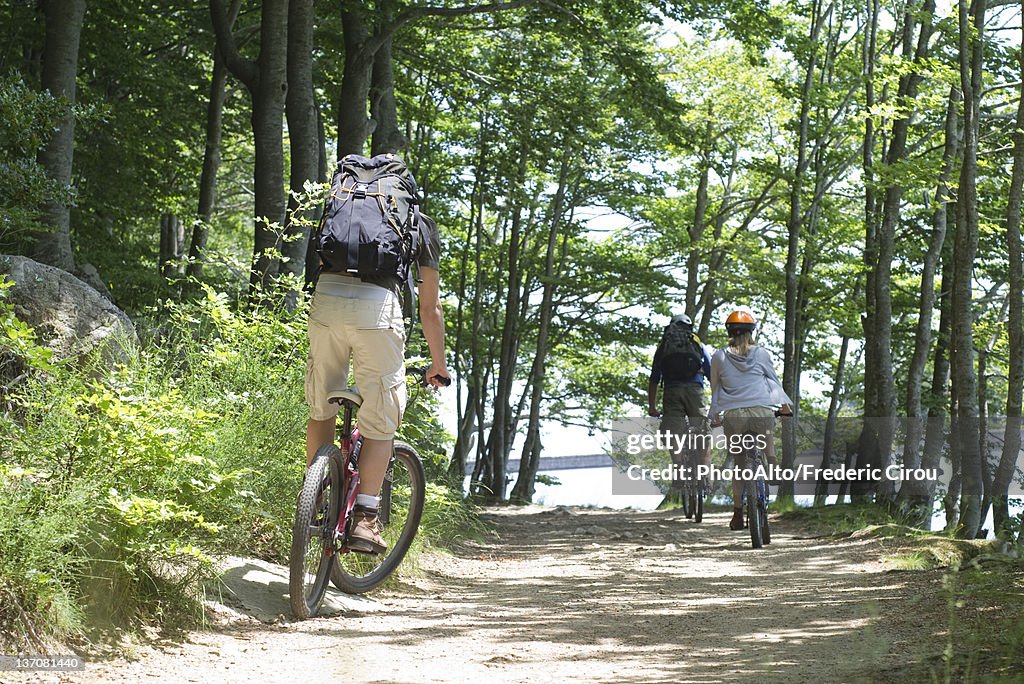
[
  {"xmin": 210, "ymin": 556, "xmax": 382, "ymax": 623},
  {"xmin": 0, "ymin": 254, "xmax": 138, "ymax": 363},
  {"xmin": 74, "ymin": 262, "xmax": 114, "ymax": 301}
]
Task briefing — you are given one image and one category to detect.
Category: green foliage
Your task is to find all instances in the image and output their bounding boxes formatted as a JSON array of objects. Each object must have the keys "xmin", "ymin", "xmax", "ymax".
[
  {"xmin": 0, "ymin": 285, "xmax": 461, "ymax": 645},
  {"xmin": 0, "ymin": 77, "xmax": 69, "ymax": 248}
]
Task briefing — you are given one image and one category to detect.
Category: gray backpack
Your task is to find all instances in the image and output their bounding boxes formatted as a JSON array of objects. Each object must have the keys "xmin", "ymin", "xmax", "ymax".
[{"xmin": 314, "ymin": 154, "xmax": 421, "ymax": 282}]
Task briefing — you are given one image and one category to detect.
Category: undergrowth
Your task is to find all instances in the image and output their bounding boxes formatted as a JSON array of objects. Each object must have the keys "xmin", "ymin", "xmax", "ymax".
[{"xmin": 0, "ymin": 277, "xmax": 467, "ymax": 649}]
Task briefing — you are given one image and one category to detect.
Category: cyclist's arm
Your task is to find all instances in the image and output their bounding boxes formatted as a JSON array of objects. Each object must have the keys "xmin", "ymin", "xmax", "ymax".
[
  {"xmin": 708, "ymin": 352, "xmax": 723, "ymax": 424},
  {"xmin": 647, "ymin": 346, "xmax": 663, "ymax": 417},
  {"xmin": 418, "ymin": 266, "xmax": 449, "ymax": 386}
]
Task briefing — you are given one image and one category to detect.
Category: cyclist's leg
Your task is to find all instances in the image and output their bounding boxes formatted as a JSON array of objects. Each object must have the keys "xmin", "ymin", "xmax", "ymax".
[
  {"xmin": 660, "ymin": 385, "xmax": 688, "ymax": 493},
  {"xmin": 680, "ymin": 383, "xmax": 712, "ymax": 469},
  {"xmin": 346, "ymin": 292, "xmax": 407, "ymax": 498},
  {"xmin": 722, "ymin": 410, "xmax": 746, "ymax": 530},
  {"xmin": 304, "ymin": 290, "xmax": 353, "ymax": 465}
]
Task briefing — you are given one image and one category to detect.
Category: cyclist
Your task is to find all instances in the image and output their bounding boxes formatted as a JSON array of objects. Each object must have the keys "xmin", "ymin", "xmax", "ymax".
[
  {"xmin": 647, "ymin": 313, "xmax": 713, "ymax": 486},
  {"xmin": 708, "ymin": 310, "xmax": 791, "ymax": 531},
  {"xmin": 304, "ymin": 213, "xmax": 449, "ymax": 555}
]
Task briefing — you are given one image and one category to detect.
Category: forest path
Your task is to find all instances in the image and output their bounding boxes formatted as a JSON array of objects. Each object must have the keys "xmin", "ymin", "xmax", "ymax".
[{"xmin": 33, "ymin": 506, "xmax": 946, "ymax": 684}]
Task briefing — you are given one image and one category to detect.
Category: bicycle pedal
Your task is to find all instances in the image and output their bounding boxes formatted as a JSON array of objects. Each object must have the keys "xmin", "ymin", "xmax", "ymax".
[{"xmin": 347, "ymin": 538, "xmax": 386, "ymax": 555}]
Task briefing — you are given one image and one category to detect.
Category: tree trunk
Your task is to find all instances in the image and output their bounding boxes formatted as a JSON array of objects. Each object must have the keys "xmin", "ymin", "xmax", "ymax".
[
  {"xmin": 159, "ymin": 213, "xmax": 185, "ymax": 278},
  {"xmin": 511, "ymin": 150, "xmax": 571, "ymax": 505},
  {"xmin": 781, "ymin": 0, "xmax": 823, "ymax": 500},
  {"xmin": 210, "ymin": 0, "xmax": 290, "ymax": 295},
  {"xmin": 684, "ymin": 112, "xmax": 712, "ymax": 319},
  {"xmin": 187, "ymin": 3, "xmax": 238, "ymax": 291},
  {"xmin": 951, "ymin": 0, "xmax": 986, "ymax": 538},
  {"xmin": 34, "ymin": 0, "xmax": 86, "ymax": 273},
  {"xmin": 916, "ymin": 233, "xmax": 954, "ymax": 529},
  {"xmin": 337, "ymin": 9, "xmax": 372, "ymax": 158},
  {"xmin": 861, "ymin": 0, "xmax": 880, "ymax": 432},
  {"xmin": 868, "ymin": 0, "xmax": 937, "ymax": 498},
  {"xmin": 280, "ymin": 0, "xmax": 318, "ymax": 303},
  {"xmin": 369, "ymin": 6, "xmax": 406, "ymax": 156},
  {"xmin": 993, "ymin": 24, "xmax": 1024, "ymax": 538},
  {"xmin": 813, "ymin": 331, "xmax": 851, "ymax": 506},
  {"xmin": 304, "ymin": 106, "xmax": 329, "ymax": 290},
  {"xmin": 898, "ymin": 86, "xmax": 958, "ymax": 506}
]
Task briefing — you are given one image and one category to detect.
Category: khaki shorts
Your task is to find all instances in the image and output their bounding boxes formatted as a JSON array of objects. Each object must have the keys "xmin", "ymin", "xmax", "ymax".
[
  {"xmin": 659, "ymin": 383, "xmax": 707, "ymax": 436},
  {"xmin": 723, "ymin": 406, "xmax": 776, "ymax": 444},
  {"xmin": 304, "ymin": 277, "xmax": 406, "ymax": 440}
]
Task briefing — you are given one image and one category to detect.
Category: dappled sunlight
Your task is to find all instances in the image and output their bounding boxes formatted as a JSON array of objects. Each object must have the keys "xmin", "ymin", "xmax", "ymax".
[{"xmin": 290, "ymin": 507, "xmax": 945, "ymax": 684}]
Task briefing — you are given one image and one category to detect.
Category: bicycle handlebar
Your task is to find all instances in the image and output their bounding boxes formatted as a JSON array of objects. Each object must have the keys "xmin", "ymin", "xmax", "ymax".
[{"xmin": 406, "ymin": 365, "xmax": 451, "ymax": 387}]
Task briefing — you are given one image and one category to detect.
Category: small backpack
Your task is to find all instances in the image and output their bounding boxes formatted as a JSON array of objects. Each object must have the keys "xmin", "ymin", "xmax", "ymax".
[
  {"xmin": 659, "ymin": 323, "xmax": 705, "ymax": 380},
  {"xmin": 314, "ymin": 154, "xmax": 421, "ymax": 282}
]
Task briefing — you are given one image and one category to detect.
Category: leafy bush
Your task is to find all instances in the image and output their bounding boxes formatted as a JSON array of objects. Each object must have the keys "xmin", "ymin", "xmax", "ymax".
[
  {"xmin": 0, "ymin": 78, "xmax": 68, "ymax": 246},
  {"xmin": 0, "ymin": 280, "xmax": 464, "ymax": 647}
]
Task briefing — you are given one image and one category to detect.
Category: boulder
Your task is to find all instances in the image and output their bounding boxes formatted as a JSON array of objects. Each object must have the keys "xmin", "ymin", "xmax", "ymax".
[{"xmin": 0, "ymin": 254, "xmax": 138, "ymax": 362}]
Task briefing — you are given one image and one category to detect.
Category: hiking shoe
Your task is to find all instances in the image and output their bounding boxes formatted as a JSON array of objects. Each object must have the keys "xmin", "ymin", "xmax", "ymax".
[
  {"xmin": 348, "ymin": 506, "xmax": 387, "ymax": 555},
  {"xmin": 729, "ymin": 508, "xmax": 745, "ymax": 531}
]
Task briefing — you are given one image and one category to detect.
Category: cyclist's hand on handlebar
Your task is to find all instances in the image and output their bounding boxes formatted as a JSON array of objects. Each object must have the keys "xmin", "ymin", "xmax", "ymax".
[{"xmin": 424, "ymin": 362, "xmax": 451, "ymax": 388}]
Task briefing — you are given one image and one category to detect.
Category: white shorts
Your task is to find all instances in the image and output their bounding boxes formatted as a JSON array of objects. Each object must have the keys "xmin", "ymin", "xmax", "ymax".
[{"xmin": 304, "ymin": 276, "xmax": 406, "ymax": 440}]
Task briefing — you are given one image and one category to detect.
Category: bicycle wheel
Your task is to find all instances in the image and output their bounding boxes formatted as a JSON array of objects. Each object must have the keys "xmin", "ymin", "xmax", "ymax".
[
  {"xmin": 759, "ymin": 482, "xmax": 771, "ymax": 545},
  {"xmin": 331, "ymin": 440, "xmax": 425, "ymax": 594},
  {"xmin": 289, "ymin": 443, "xmax": 342, "ymax": 618},
  {"xmin": 694, "ymin": 481, "xmax": 704, "ymax": 523},
  {"xmin": 746, "ymin": 477, "xmax": 763, "ymax": 549}
]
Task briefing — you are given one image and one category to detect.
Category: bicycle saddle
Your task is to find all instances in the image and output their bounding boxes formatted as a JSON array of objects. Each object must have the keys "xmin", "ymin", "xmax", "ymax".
[{"xmin": 327, "ymin": 387, "xmax": 363, "ymax": 407}]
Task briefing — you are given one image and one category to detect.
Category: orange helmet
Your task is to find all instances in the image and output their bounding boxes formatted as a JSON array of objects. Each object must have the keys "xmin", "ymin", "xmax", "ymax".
[{"xmin": 725, "ymin": 310, "xmax": 757, "ymax": 336}]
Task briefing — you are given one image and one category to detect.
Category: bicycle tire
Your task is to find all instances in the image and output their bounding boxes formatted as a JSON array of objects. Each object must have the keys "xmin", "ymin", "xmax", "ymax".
[
  {"xmin": 331, "ymin": 440, "xmax": 425, "ymax": 594},
  {"xmin": 694, "ymin": 483, "xmax": 704, "ymax": 523},
  {"xmin": 760, "ymin": 491, "xmax": 771, "ymax": 545},
  {"xmin": 747, "ymin": 477, "xmax": 763, "ymax": 549},
  {"xmin": 289, "ymin": 443, "xmax": 342, "ymax": 618}
]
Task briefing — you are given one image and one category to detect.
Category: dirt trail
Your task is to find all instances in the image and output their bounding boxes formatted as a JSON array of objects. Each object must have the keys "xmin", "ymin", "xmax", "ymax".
[{"xmin": 13, "ymin": 506, "xmax": 947, "ymax": 684}]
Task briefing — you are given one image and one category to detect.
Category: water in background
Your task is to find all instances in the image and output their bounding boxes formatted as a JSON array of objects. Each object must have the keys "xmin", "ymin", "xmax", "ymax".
[{"xmin": 485, "ymin": 466, "xmax": 1022, "ymax": 537}]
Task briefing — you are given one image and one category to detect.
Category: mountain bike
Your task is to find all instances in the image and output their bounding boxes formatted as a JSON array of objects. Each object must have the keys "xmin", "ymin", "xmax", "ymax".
[
  {"xmin": 288, "ymin": 368, "xmax": 443, "ymax": 619},
  {"xmin": 739, "ymin": 410, "xmax": 788, "ymax": 549},
  {"xmin": 741, "ymin": 440, "xmax": 771, "ymax": 549},
  {"xmin": 682, "ymin": 423, "xmax": 705, "ymax": 523}
]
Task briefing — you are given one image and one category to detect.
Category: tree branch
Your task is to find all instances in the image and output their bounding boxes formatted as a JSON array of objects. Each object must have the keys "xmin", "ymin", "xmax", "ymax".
[
  {"xmin": 210, "ymin": 0, "xmax": 258, "ymax": 90},
  {"xmin": 366, "ymin": 0, "xmax": 538, "ymax": 56}
]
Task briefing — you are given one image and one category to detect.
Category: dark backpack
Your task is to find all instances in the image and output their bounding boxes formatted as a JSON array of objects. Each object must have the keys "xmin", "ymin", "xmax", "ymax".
[
  {"xmin": 314, "ymin": 154, "xmax": 421, "ymax": 282},
  {"xmin": 659, "ymin": 323, "xmax": 705, "ymax": 380}
]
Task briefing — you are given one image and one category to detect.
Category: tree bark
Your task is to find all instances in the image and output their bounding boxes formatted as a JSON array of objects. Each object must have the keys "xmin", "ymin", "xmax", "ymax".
[
  {"xmin": 159, "ymin": 213, "xmax": 185, "ymax": 278},
  {"xmin": 898, "ymin": 86, "xmax": 958, "ymax": 506},
  {"xmin": 484, "ymin": 148, "xmax": 529, "ymax": 502},
  {"xmin": 337, "ymin": 8, "xmax": 373, "ymax": 158},
  {"xmin": 34, "ymin": 0, "xmax": 86, "ymax": 273},
  {"xmin": 369, "ymin": 2, "xmax": 406, "ymax": 157},
  {"xmin": 281, "ymin": 0, "xmax": 318, "ymax": 301},
  {"xmin": 511, "ymin": 149, "xmax": 571, "ymax": 505},
  {"xmin": 187, "ymin": 0, "xmax": 240, "ymax": 290},
  {"xmin": 781, "ymin": 0, "xmax": 825, "ymax": 500},
  {"xmin": 210, "ymin": 0, "xmax": 289, "ymax": 294},
  {"xmin": 993, "ymin": 20, "xmax": 1024, "ymax": 538},
  {"xmin": 951, "ymin": 0, "xmax": 986, "ymax": 538}
]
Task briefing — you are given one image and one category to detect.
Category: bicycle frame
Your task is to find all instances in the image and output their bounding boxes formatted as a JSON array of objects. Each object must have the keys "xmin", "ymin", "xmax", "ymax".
[{"xmin": 332, "ymin": 403, "xmax": 362, "ymax": 554}]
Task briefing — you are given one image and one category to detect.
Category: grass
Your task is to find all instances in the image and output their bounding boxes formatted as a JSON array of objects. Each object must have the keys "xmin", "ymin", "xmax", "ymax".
[
  {"xmin": 931, "ymin": 562, "xmax": 1024, "ymax": 682},
  {"xmin": 777, "ymin": 502, "xmax": 1024, "ymax": 681},
  {"xmin": 0, "ymin": 285, "xmax": 471, "ymax": 651}
]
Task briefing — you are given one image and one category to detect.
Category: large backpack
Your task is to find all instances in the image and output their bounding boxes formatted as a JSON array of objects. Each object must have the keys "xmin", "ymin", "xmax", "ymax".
[
  {"xmin": 314, "ymin": 153, "xmax": 421, "ymax": 282},
  {"xmin": 659, "ymin": 322, "xmax": 705, "ymax": 380}
]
